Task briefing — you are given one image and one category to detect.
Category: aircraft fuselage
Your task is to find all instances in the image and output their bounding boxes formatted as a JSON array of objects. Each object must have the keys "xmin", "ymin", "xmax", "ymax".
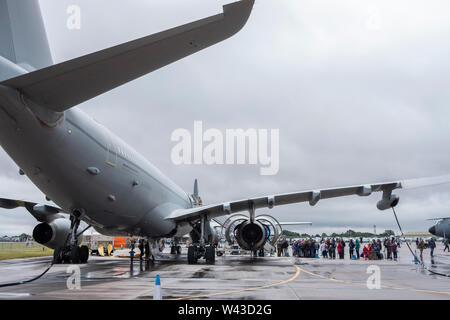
[
  {"xmin": 0, "ymin": 84, "xmax": 193, "ymax": 238},
  {"xmin": 429, "ymin": 219, "xmax": 450, "ymax": 239}
]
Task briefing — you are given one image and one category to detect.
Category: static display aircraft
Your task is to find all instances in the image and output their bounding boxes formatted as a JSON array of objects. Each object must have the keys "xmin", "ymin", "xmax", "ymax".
[
  {"xmin": 428, "ymin": 218, "xmax": 450, "ymax": 239},
  {"xmin": 0, "ymin": 0, "xmax": 449, "ymax": 265}
]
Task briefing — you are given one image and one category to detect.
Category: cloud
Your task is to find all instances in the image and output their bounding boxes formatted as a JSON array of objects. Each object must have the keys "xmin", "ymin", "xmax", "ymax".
[{"xmin": 1, "ymin": 0, "xmax": 450, "ymax": 235}]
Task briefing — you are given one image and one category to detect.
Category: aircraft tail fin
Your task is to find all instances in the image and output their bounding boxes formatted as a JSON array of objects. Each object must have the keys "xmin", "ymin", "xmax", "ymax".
[
  {"xmin": 0, "ymin": 0, "xmax": 53, "ymax": 71},
  {"xmin": 193, "ymin": 179, "xmax": 199, "ymax": 200},
  {"xmin": 0, "ymin": 0, "xmax": 254, "ymax": 112}
]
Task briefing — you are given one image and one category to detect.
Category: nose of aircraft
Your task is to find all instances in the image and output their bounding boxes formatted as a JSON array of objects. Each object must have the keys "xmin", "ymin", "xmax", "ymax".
[{"xmin": 429, "ymin": 225, "xmax": 436, "ymax": 235}]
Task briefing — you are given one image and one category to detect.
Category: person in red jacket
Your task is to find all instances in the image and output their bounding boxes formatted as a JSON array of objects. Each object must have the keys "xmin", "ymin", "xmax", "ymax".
[
  {"xmin": 363, "ymin": 245, "xmax": 369, "ymax": 260},
  {"xmin": 337, "ymin": 239, "xmax": 344, "ymax": 259}
]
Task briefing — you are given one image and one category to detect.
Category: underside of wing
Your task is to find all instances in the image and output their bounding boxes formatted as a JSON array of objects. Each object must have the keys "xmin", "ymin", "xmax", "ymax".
[
  {"xmin": 0, "ymin": 0, "xmax": 254, "ymax": 112},
  {"xmin": 167, "ymin": 175, "xmax": 450, "ymax": 223},
  {"xmin": 278, "ymin": 222, "xmax": 312, "ymax": 226}
]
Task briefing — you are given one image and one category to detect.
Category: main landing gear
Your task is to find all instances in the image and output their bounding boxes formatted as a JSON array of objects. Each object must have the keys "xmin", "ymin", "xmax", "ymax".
[
  {"xmin": 187, "ymin": 216, "xmax": 216, "ymax": 265},
  {"xmin": 170, "ymin": 245, "xmax": 182, "ymax": 254},
  {"xmin": 170, "ymin": 237, "xmax": 182, "ymax": 255},
  {"xmin": 187, "ymin": 245, "xmax": 215, "ymax": 265},
  {"xmin": 53, "ymin": 210, "xmax": 91, "ymax": 264}
]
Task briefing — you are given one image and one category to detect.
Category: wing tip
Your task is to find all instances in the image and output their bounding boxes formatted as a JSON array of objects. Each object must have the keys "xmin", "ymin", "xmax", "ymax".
[{"xmin": 223, "ymin": 0, "xmax": 255, "ymax": 37}]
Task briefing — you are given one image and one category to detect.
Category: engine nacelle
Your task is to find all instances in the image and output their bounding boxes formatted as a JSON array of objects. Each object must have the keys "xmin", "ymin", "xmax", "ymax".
[
  {"xmin": 376, "ymin": 194, "xmax": 400, "ymax": 211},
  {"xmin": 32, "ymin": 218, "xmax": 72, "ymax": 249},
  {"xmin": 235, "ymin": 221, "xmax": 267, "ymax": 251}
]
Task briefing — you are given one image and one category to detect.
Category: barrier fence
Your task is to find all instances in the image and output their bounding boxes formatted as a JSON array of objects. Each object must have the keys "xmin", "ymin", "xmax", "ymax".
[{"xmin": 0, "ymin": 242, "xmax": 51, "ymax": 251}]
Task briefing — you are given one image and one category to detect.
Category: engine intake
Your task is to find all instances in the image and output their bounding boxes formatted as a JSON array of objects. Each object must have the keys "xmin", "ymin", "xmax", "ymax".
[
  {"xmin": 33, "ymin": 218, "xmax": 71, "ymax": 249},
  {"xmin": 235, "ymin": 221, "xmax": 267, "ymax": 251}
]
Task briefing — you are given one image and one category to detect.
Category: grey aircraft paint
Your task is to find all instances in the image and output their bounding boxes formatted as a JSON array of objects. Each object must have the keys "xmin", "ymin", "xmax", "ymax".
[
  {"xmin": 429, "ymin": 218, "xmax": 450, "ymax": 239},
  {"xmin": 0, "ymin": 0, "xmax": 449, "ymax": 250},
  {"xmin": 0, "ymin": 0, "xmax": 256, "ymax": 242},
  {"xmin": 0, "ymin": 82, "xmax": 193, "ymax": 237},
  {"xmin": 0, "ymin": 0, "xmax": 196, "ymax": 238},
  {"xmin": 0, "ymin": 0, "xmax": 53, "ymax": 70}
]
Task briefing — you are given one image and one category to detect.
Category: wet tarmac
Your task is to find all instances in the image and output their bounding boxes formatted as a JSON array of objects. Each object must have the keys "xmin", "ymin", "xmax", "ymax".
[{"xmin": 0, "ymin": 246, "xmax": 449, "ymax": 300}]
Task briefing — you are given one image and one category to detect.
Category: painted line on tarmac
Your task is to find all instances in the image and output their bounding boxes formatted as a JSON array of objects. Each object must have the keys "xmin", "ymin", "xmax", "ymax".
[
  {"xmin": 297, "ymin": 265, "xmax": 450, "ymax": 296},
  {"xmin": 169, "ymin": 264, "xmax": 301, "ymax": 300}
]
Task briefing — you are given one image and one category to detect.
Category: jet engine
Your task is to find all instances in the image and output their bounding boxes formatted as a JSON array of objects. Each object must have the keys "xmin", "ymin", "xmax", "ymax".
[
  {"xmin": 32, "ymin": 218, "xmax": 72, "ymax": 249},
  {"xmin": 235, "ymin": 220, "xmax": 267, "ymax": 250},
  {"xmin": 222, "ymin": 214, "xmax": 282, "ymax": 251}
]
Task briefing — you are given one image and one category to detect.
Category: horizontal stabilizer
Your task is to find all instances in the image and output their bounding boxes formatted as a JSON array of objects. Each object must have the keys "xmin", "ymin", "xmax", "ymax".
[
  {"xmin": 0, "ymin": 198, "xmax": 64, "ymax": 223},
  {"xmin": 0, "ymin": 0, "xmax": 254, "ymax": 112}
]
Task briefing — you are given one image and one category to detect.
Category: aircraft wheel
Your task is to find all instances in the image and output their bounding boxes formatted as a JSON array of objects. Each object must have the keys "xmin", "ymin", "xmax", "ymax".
[
  {"xmin": 79, "ymin": 245, "xmax": 89, "ymax": 263},
  {"xmin": 70, "ymin": 245, "xmax": 81, "ymax": 264},
  {"xmin": 53, "ymin": 247, "xmax": 63, "ymax": 264},
  {"xmin": 187, "ymin": 246, "xmax": 198, "ymax": 264},
  {"xmin": 205, "ymin": 246, "xmax": 215, "ymax": 265}
]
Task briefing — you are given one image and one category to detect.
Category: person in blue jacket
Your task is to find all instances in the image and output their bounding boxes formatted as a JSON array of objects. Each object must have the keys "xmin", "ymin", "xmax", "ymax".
[{"xmin": 428, "ymin": 238, "xmax": 436, "ymax": 257}]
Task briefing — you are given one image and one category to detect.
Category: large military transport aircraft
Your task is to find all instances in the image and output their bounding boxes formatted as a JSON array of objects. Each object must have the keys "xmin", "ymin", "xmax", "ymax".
[
  {"xmin": 429, "ymin": 218, "xmax": 450, "ymax": 239},
  {"xmin": 0, "ymin": 0, "xmax": 449, "ymax": 265}
]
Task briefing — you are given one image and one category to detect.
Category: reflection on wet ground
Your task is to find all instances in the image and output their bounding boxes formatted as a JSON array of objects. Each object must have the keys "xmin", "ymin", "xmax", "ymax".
[
  {"xmin": 0, "ymin": 247, "xmax": 449, "ymax": 300},
  {"xmin": 423, "ymin": 253, "xmax": 450, "ymax": 277}
]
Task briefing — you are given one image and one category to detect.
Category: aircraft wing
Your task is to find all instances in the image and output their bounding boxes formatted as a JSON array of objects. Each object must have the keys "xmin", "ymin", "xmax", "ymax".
[
  {"xmin": 211, "ymin": 216, "xmax": 311, "ymax": 227},
  {"xmin": 0, "ymin": 0, "xmax": 254, "ymax": 112},
  {"xmin": 0, "ymin": 198, "xmax": 65, "ymax": 223},
  {"xmin": 166, "ymin": 175, "xmax": 450, "ymax": 223},
  {"xmin": 278, "ymin": 222, "xmax": 312, "ymax": 226}
]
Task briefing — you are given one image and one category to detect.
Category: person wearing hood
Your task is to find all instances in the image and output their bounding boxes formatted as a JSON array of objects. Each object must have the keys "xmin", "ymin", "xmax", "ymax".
[
  {"xmin": 428, "ymin": 238, "xmax": 436, "ymax": 258},
  {"xmin": 391, "ymin": 241, "xmax": 398, "ymax": 261},
  {"xmin": 349, "ymin": 239, "xmax": 355, "ymax": 259},
  {"xmin": 329, "ymin": 238, "xmax": 336, "ymax": 259},
  {"xmin": 355, "ymin": 239, "xmax": 360, "ymax": 259},
  {"xmin": 337, "ymin": 239, "xmax": 345, "ymax": 259},
  {"xmin": 363, "ymin": 245, "xmax": 369, "ymax": 260}
]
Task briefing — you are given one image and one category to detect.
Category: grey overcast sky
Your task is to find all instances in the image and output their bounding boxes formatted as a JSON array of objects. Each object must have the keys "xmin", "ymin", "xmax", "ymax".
[{"xmin": 1, "ymin": 0, "xmax": 450, "ymax": 236}]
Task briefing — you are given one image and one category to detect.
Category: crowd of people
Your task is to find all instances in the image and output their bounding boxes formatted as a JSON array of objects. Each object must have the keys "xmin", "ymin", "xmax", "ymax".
[
  {"xmin": 416, "ymin": 237, "xmax": 437, "ymax": 260},
  {"xmin": 278, "ymin": 237, "xmax": 404, "ymax": 261},
  {"xmin": 358, "ymin": 238, "xmax": 400, "ymax": 260},
  {"xmin": 290, "ymin": 238, "xmax": 318, "ymax": 258}
]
